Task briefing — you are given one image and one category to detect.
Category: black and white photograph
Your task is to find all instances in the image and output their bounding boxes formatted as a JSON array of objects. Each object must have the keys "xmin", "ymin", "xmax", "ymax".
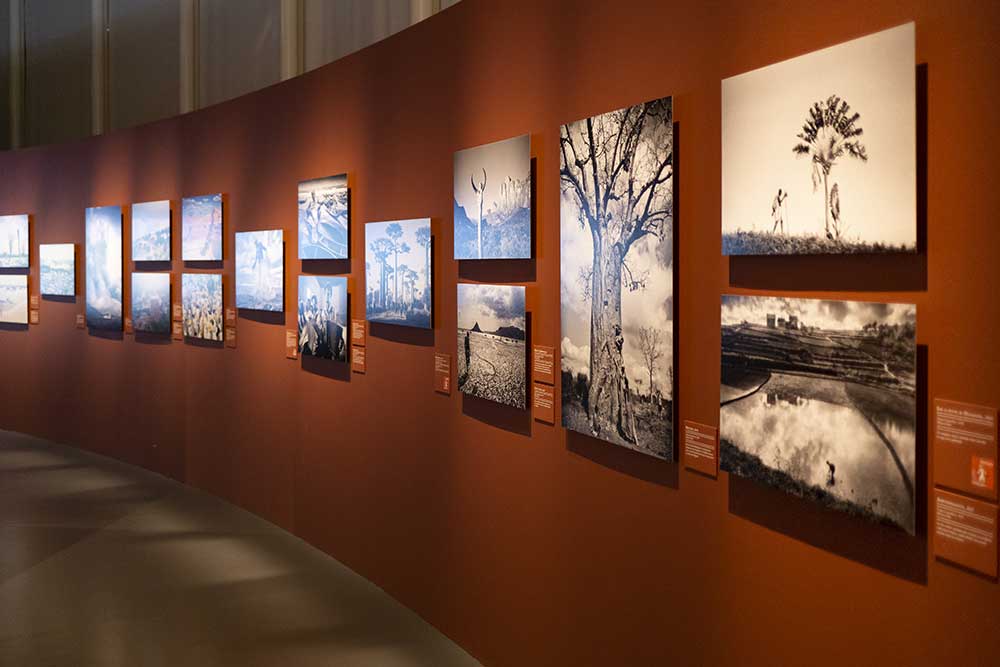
[
  {"xmin": 0, "ymin": 214, "xmax": 29, "ymax": 268},
  {"xmin": 131, "ymin": 273, "xmax": 171, "ymax": 334},
  {"xmin": 182, "ymin": 273, "xmax": 223, "ymax": 341},
  {"xmin": 457, "ymin": 283, "xmax": 526, "ymax": 409},
  {"xmin": 298, "ymin": 276, "xmax": 348, "ymax": 362},
  {"xmin": 85, "ymin": 205, "xmax": 123, "ymax": 330},
  {"xmin": 0, "ymin": 275, "xmax": 28, "ymax": 324},
  {"xmin": 560, "ymin": 96, "xmax": 674, "ymax": 460},
  {"xmin": 722, "ymin": 23, "xmax": 916, "ymax": 255},
  {"xmin": 132, "ymin": 200, "xmax": 171, "ymax": 261},
  {"xmin": 298, "ymin": 175, "xmax": 349, "ymax": 260},
  {"xmin": 39, "ymin": 243, "xmax": 75, "ymax": 296},
  {"xmin": 720, "ymin": 295, "xmax": 917, "ymax": 534},
  {"xmin": 365, "ymin": 219, "xmax": 432, "ymax": 329},
  {"xmin": 235, "ymin": 230, "xmax": 283, "ymax": 312},
  {"xmin": 454, "ymin": 135, "xmax": 531, "ymax": 260}
]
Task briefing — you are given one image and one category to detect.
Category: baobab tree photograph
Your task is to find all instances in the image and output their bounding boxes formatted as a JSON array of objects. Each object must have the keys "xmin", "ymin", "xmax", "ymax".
[
  {"xmin": 560, "ymin": 95, "xmax": 674, "ymax": 461},
  {"xmin": 722, "ymin": 23, "xmax": 915, "ymax": 255},
  {"xmin": 365, "ymin": 218, "xmax": 432, "ymax": 329},
  {"xmin": 454, "ymin": 134, "xmax": 531, "ymax": 260}
]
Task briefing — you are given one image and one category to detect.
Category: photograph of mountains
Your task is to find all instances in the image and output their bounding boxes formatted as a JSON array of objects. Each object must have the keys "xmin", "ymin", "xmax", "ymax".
[
  {"xmin": 132, "ymin": 200, "xmax": 171, "ymax": 261},
  {"xmin": 722, "ymin": 23, "xmax": 915, "ymax": 254},
  {"xmin": 298, "ymin": 174, "xmax": 349, "ymax": 260},
  {"xmin": 457, "ymin": 283, "xmax": 526, "ymax": 409},
  {"xmin": 720, "ymin": 295, "xmax": 917, "ymax": 534},
  {"xmin": 182, "ymin": 194, "xmax": 223, "ymax": 261},
  {"xmin": 85, "ymin": 205, "xmax": 123, "ymax": 331},
  {"xmin": 454, "ymin": 134, "xmax": 531, "ymax": 260},
  {"xmin": 560, "ymin": 96, "xmax": 675, "ymax": 460}
]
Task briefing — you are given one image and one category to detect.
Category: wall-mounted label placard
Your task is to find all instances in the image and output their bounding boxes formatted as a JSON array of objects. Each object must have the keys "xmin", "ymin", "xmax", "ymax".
[
  {"xmin": 225, "ymin": 326, "xmax": 237, "ymax": 348},
  {"xmin": 29, "ymin": 309, "xmax": 39, "ymax": 325},
  {"xmin": 352, "ymin": 319, "xmax": 366, "ymax": 346},
  {"xmin": 172, "ymin": 303, "xmax": 182, "ymax": 321},
  {"xmin": 352, "ymin": 346, "xmax": 366, "ymax": 374},
  {"xmin": 934, "ymin": 487, "xmax": 998, "ymax": 578},
  {"xmin": 285, "ymin": 329, "xmax": 297, "ymax": 359},
  {"xmin": 75, "ymin": 313, "xmax": 85, "ymax": 329},
  {"xmin": 532, "ymin": 345, "xmax": 555, "ymax": 385},
  {"xmin": 125, "ymin": 317, "xmax": 134, "ymax": 334},
  {"xmin": 171, "ymin": 320, "xmax": 183, "ymax": 340},
  {"xmin": 684, "ymin": 420, "xmax": 719, "ymax": 477},
  {"xmin": 30, "ymin": 294, "xmax": 39, "ymax": 309},
  {"xmin": 935, "ymin": 399, "xmax": 998, "ymax": 501},
  {"xmin": 434, "ymin": 353, "xmax": 451, "ymax": 394},
  {"xmin": 533, "ymin": 383, "xmax": 555, "ymax": 424},
  {"xmin": 225, "ymin": 307, "xmax": 237, "ymax": 325}
]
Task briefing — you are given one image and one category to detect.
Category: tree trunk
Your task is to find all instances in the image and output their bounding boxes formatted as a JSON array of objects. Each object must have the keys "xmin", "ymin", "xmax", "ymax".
[
  {"xmin": 477, "ymin": 196, "xmax": 484, "ymax": 259},
  {"xmin": 823, "ymin": 171, "xmax": 829, "ymax": 237},
  {"xmin": 586, "ymin": 234, "xmax": 637, "ymax": 444},
  {"xmin": 393, "ymin": 252, "xmax": 399, "ymax": 310}
]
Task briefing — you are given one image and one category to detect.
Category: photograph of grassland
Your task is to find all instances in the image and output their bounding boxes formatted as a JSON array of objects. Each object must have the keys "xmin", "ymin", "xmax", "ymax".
[{"xmin": 720, "ymin": 295, "xmax": 917, "ymax": 534}]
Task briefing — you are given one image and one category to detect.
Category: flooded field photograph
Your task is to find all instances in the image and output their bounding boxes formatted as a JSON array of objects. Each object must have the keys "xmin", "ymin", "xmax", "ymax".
[
  {"xmin": 457, "ymin": 283, "xmax": 526, "ymax": 409},
  {"xmin": 720, "ymin": 295, "xmax": 917, "ymax": 533}
]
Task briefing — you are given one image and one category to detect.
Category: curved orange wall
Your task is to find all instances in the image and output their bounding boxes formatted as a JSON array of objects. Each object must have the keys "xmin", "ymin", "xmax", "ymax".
[{"xmin": 1, "ymin": 1, "xmax": 998, "ymax": 664}]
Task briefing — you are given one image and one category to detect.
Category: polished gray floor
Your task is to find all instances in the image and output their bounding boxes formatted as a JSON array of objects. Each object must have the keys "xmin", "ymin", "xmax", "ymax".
[{"xmin": 0, "ymin": 431, "xmax": 480, "ymax": 667}]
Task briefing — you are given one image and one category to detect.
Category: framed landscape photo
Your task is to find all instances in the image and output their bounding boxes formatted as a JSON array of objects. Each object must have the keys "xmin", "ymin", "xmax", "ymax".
[
  {"xmin": 235, "ymin": 230, "xmax": 284, "ymax": 312},
  {"xmin": 39, "ymin": 243, "xmax": 75, "ymax": 296},
  {"xmin": 131, "ymin": 273, "xmax": 171, "ymax": 334},
  {"xmin": 0, "ymin": 214, "xmax": 29, "ymax": 268},
  {"xmin": 454, "ymin": 135, "xmax": 531, "ymax": 260},
  {"xmin": 182, "ymin": 194, "xmax": 223, "ymax": 261},
  {"xmin": 132, "ymin": 200, "xmax": 171, "ymax": 261},
  {"xmin": 457, "ymin": 283, "xmax": 526, "ymax": 409},
  {"xmin": 364, "ymin": 219, "xmax": 432, "ymax": 329},
  {"xmin": 85, "ymin": 205, "xmax": 123, "ymax": 330},
  {"xmin": 0, "ymin": 275, "xmax": 28, "ymax": 324},
  {"xmin": 298, "ymin": 175, "xmax": 349, "ymax": 260},
  {"xmin": 560, "ymin": 96, "xmax": 675, "ymax": 461},
  {"xmin": 720, "ymin": 295, "xmax": 917, "ymax": 534},
  {"xmin": 722, "ymin": 23, "xmax": 916, "ymax": 255},
  {"xmin": 182, "ymin": 273, "xmax": 223, "ymax": 341}
]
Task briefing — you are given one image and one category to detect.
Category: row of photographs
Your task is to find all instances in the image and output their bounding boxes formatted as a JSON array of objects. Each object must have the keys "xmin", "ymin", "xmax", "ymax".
[{"xmin": 0, "ymin": 24, "xmax": 918, "ymax": 534}]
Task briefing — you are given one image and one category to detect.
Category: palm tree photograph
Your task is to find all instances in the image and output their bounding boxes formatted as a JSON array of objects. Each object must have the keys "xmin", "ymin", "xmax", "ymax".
[
  {"xmin": 722, "ymin": 23, "xmax": 916, "ymax": 255},
  {"xmin": 364, "ymin": 219, "xmax": 432, "ymax": 329}
]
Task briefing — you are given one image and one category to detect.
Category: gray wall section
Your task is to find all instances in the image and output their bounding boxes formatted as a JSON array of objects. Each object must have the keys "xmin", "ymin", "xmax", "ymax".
[
  {"xmin": 109, "ymin": 0, "xmax": 180, "ymax": 131},
  {"xmin": 0, "ymin": 0, "xmax": 10, "ymax": 150},
  {"xmin": 304, "ymin": 0, "xmax": 414, "ymax": 71},
  {"xmin": 199, "ymin": 0, "xmax": 280, "ymax": 108},
  {"xmin": 23, "ymin": 0, "xmax": 91, "ymax": 147}
]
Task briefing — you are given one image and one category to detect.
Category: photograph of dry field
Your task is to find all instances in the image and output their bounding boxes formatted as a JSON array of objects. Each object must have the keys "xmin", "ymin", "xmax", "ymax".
[
  {"xmin": 457, "ymin": 283, "xmax": 526, "ymax": 409},
  {"xmin": 720, "ymin": 295, "xmax": 917, "ymax": 534}
]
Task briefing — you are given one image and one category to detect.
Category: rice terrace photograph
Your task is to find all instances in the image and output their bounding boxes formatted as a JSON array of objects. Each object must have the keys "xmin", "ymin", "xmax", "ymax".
[
  {"xmin": 85, "ymin": 205, "xmax": 123, "ymax": 330},
  {"xmin": 182, "ymin": 273, "xmax": 223, "ymax": 341},
  {"xmin": 457, "ymin": 283, "xmax": 526, "ymax": 409},
  {"xmin": 182, "ymin": 193, "xmax": 223, "ymax": 261},
  {"xmin": 0, "ymin": 214, "xmax": 29, "ymax": 268},
  {"xmin": 720, "ymin": 295, "xmax": 917, "ymax": 534},
  {"xmin": 298, "ymin": 275, "xmax": 348, "ymax": 361},
  {"xmin": 132, "ymin": 200, "xmax": 171, "ymax": 261},
  {"xmin": 721, "ymin": 23, "xmax": 915, "ymax": 255},
  {"xmin": 365, "ymin": 218, "xmax": 432, "ymax": 329},
  {"xmin": 298, "ymin": 175, "xmax": 349, "ymax": 260},
  {"xmin": 39, "ymin": 243, "xmax": 75, "ymax": 296},
  {"xmin": 560, "ymin": 95, "xmax": 675, "ymax": 461},
  {"xmin": 454, "ymin": 134, "xmax": 531, "ymax": 260},
  {"xmin": 131, "ymin": 273, "xmax": 171, "ymax": 334},
  {"xmin": 0, "ymin": 275, "xmax": 27, "ymax": 324},
  {"xmin": 235, "ymin": 230, "xmax": 283, "ymax": 312}
]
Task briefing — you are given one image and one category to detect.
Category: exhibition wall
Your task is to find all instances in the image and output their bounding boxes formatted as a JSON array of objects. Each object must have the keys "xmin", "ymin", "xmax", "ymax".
[{"xmin": 1, "ymin": 0, "xmax": 998, "ymax": 664}]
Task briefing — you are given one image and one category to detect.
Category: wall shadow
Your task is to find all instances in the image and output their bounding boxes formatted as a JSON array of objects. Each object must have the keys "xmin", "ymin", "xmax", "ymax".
[
  {"xmin": 671, "ymin": 120, "xmax": 681, "ymax": 463},
  {"xmin": 41, "ymin": 295, "xmax": 76, "ymax": 304},
  {"xmin": 135, "ymin": 331, "xmax": 171, "ymax": 345},
  {"xmin": 914, "ymin": 344, "xmax": 929, "ymax": 538},
  {"xmin": 135, "ymin": 261, "xmax": 171, "ymax": 272},
  {"xmin": 301, "ymin": 259, "xmax": 351, "ymax": 275},
  {"xmin": 368, "ymin": 322, "xmax": 434, "ymax": 347},
  {"xmin": 88, "ymin": 328, "xmax": 123, "ymax": 340},
  {"xmin": 567, "ymin": 429, "xmax": 680, "ymax": 489},
  {"xmin": 462, "ymin": 394, "xmax": 531, "ymax": 436},
  {"xmin": 0, "ymin": 322, "xmax": 29, "ymax": 331},
  {"xmin": 185, "ymin": 337, "xmax": 224, "ymax": 349},
  {"xmin": 183, "ymin": 261, "xmax": 224, "ymax": 270},
  {"xmin": 727, "ymin": 64, "xmax": 929, "ymax": 293},
  {"xmin": 238, "ymin": 309, "xmax": 284, "ymax": 325},
  {"xmin": 458, "ymin": 258, "xmax": 536, "ymax": 283},
  {"xmin": 301, "ymin": 355, "xmax": 351, "ymax": 382},
  {"xmin": 727, "ymin": 474, "xmax": 927, "ymax": 583}
]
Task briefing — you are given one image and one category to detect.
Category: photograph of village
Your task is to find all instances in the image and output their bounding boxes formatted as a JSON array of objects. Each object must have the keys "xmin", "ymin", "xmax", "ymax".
[
  {"xmin": 0, "ymin": 275, "xmax": 27, "ymax": 324},
  {"xmin": 298, "ymin": 175, "xmax": 349, "ymax": 260},
  {"xmin": 365, "ymin": 219, "xmax": 432, "ymax": 329},
  {"xmin": 39, "ymin": 243, "xmax": 75, "ymax": 296},
  {"xmin": 182, "ymin": 273, "xmax": 223, "ymax": 341},
  {"xmin": 560, "ymin": 96, "xmax": 674, "ymax": 460},
  {"xmin": 132, "ymin": 200, "xmax": 171, "ymax": 261},
  {"xmin": 85, "ymin": 205, "xmax": 123, "ymax": 330},
  {"xmin": 454, "ymin": 134, "xmax": 531, "ymax": 260},
  {"xmin": 298, "ymin": 275, "xmax": 348, "ymax": 361},
  {"xmin": 182, "ymin": 194, "xmax": 223, "ymax": 261},
  {"xmin": 722, "ymin": 23, "xmax": 915, "ymax": 255},
  {"xmin": 235, "ymin": 230, "xmax": 284, "ymax": 312},
  {"xmin": 131, "ymin": 273, "xmax": 171, "ymax": 334},
  {"xmin": 720, "ymin": 295, "xmax": 917, "ymax": 534},
  {"xmin": 0, "ymin": 214, "xmax": 29, "ymax": 268},
  {"xmin": 457, "ymin": 283, "xmax": 526, "ymax": 409}
]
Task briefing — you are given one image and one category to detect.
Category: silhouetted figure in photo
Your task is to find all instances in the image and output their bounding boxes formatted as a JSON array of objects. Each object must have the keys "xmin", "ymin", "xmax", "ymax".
[
  {"xmin": 464, "ymin": 330, "xmax": 471, "ymax": 368},
  {"xmin": 771, "ymin": 188, "xmax": 788, "ymax": 233},
  {"xmin": 829, "ymin": 182, "xmax": 841, "ymax": 239}
]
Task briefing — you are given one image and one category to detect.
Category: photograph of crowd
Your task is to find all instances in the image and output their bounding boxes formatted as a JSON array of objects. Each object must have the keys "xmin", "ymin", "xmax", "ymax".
[
  {"xmin": 297, "ymin": 275, "xmax": 348, "ymax": 361},
  {"xmin": 182, "ymin": 273, "xmax": 223, "ymax": 341}
]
